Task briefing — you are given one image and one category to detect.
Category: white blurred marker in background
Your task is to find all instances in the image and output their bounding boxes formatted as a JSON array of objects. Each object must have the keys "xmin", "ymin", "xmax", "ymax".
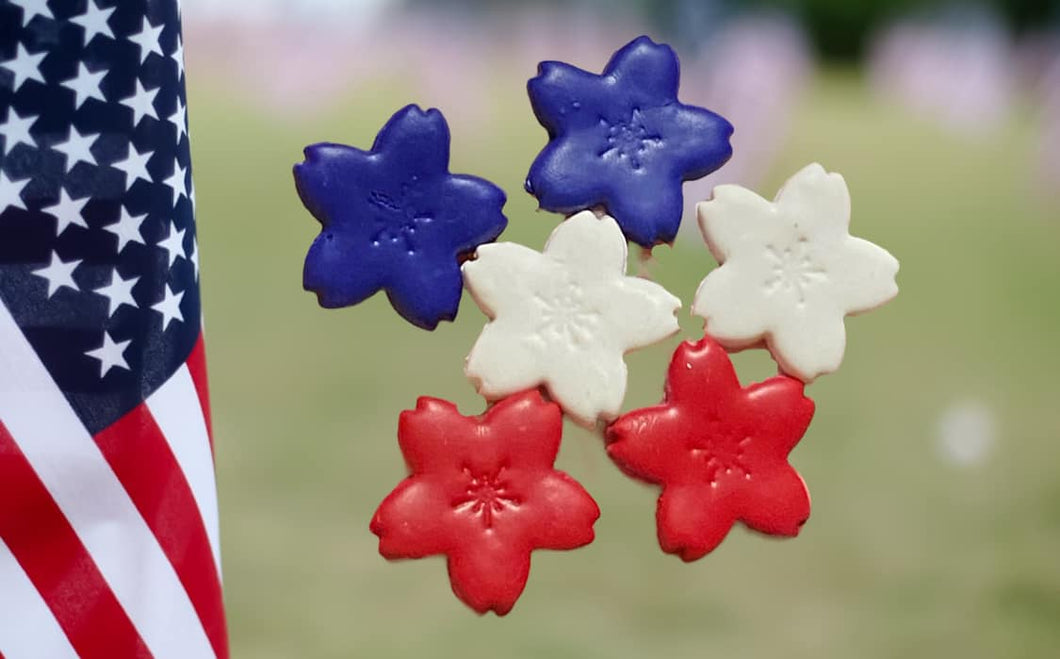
[{"xmin": 935, "ymin": 399, "xmax": 997, "ymax": 467}]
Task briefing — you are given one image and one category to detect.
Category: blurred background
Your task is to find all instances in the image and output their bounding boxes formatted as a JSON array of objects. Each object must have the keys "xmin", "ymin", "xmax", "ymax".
[{"xmin": 179, "ymin": 0, "xmax": 1060, "ymax": 656}]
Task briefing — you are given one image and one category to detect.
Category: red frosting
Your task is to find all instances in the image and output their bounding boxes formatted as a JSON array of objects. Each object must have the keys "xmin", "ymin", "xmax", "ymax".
[
  {"xmin": 370, "ymin": 390, "xmax": 599, "ymax": 614},
  {"xmin": 606, "ymin": 335, "xmax": 815, "ymax": 561}
]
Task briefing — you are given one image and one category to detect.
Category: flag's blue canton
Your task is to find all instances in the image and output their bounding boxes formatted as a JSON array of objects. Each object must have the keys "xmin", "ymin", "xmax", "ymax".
[
  {"xmin": 525, "ymin": 35, "xmax": 734, "ymax": 247},
  {"xmin": 0, "ymin": 0, "xmax": 198, "ymax": 435}
]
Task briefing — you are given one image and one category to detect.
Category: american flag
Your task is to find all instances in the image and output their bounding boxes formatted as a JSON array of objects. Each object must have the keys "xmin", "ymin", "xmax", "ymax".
[{"xmin": 0, "ymin": 1, "xmax": 226, "ymax": 657}]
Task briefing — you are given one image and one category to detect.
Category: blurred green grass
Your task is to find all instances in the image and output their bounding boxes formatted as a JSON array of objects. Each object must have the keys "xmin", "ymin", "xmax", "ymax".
[{"xmin": 188, "ymin": 70, "xmax": 1060, "ymax": 658}]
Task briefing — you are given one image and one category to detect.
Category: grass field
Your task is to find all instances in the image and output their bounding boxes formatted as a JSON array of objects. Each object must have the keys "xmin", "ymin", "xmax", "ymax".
[{"xmin": 187, "ymin": 69, "xmax": 1060, "ymax": 658}]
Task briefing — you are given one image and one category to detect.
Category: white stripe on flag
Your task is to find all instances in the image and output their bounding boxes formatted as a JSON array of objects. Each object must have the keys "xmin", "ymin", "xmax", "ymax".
[
  {"xmin": 0, "ymin": 537, "xmax": 80, "ymax": 659},
  {"xmin": 0, "ymin": 303, "xmax": 216, "ymax": 659},
  {"xmin": 147, "ymin": 364, "xmax": 223, "ymax": 573}
]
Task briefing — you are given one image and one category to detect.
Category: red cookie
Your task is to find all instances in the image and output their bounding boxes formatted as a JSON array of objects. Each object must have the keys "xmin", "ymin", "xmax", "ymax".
[
  {"xmin": 606, "ymin": 336, "xmax": 815, "ymax": 561},
  {"xmin": 371, "ymin": 390, "xmax": 599, "ymax": 615}
]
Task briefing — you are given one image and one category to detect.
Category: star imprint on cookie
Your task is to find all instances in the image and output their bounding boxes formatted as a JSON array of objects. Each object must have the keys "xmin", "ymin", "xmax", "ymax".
[
  {"xmin": 370, "ymin": 391, "xmax": 599, "ymax": 615},
  {"xmin": 525, "ymin": 35, "xmax": 733, "ymax": 247},
  {"xmin": 606, "ymin": 335, "xmax": 815, "ymax": 561},
  {"xmin": 692, "ymin": 163, "xmax": 899, "ymax": 381},
  {"xmin": 462, "ymin": 210, "xmax": 681, "ymax": 427},
  {"xmin": 294, "ymin": 105, "xmax": 508, "ymax": 330}
]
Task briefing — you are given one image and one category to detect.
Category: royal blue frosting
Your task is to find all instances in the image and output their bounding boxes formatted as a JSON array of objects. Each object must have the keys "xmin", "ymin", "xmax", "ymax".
[
  {"xmin": 294, "ymin": 105, "xmax": 508, "ymax": 330},
  {"xmin": 525, "ymin": 36, "xmax": 733, "ymax": 247}
]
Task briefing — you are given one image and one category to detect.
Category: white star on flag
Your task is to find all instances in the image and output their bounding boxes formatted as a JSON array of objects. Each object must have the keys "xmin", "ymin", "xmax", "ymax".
[
  {"xmin": 42, "ymin": 188, "xmax": 90, "ymax": 235},
  {"xmin": 1, "ymin": 108, "xmax": 37, "ymax": 151},
  {"xmin": 171, "ymin": 36, "xmax": 185, "ymax": 80},
  {"xmin": 32, "ymin": 251, "xmax": 81, "ymax": 298},
  {"xmin": 93, "ymin": 270, "xmax": 140, "ymax": 317},
  {"xmin": 169, "ymin": 97, "xmax": 188, "ymax": 141},
  {"xmin": 71, "ymin": 0, "xmax": 116, "ymax": 44},
  {"xmin": 187, "ymin": 238, "xmax": 200, "ymax": 280},
  {"xmin": 152, "ymin": 284, "xmax": 184, "ymax": 330},
  {"xmin": 84, "ymin": 331, "xmax": 132, "ymax": 378},
  {"xmin": 103, "ymin": 206, "xmax": 148, "ymax": 253},
  {"xmin": 61, "ymin": 62, "xmax": 107, "ymax": 108},
  {"xmin": 164, "ymin": 160, "xmax": 187, "ymax": 206},
  {"xmin": 0, "ymin": 170, "xmax": 31, "ymax": 211},
  {"xmin": 53, "ymin": 126, "xmax": 99, "ymax": 172},
  {"xmin": 120, "ymin": 80, "xmax": 159, "ymax": 126},
  {"xmin": 2, "ymin": 43, "xmax": 47, "ymax": 90},
  {"xmin": 15, "ymin": 0, "xmax": 52, "ymax": 27},
  {"xmin": 157, "ymin": 225, "xmax": 186, "ymax": 268},
  {"xmin": 128, "ymin": 17, "xmax": 165, "ymax": 65},
  {"xmin": 114, "ymin": 143, "xmax": 153, "ymax": 187}
]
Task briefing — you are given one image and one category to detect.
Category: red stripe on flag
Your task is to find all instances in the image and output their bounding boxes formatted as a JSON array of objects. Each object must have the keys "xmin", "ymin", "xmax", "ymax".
[
  {"xmin": 187, "ymin": 336, "xmax": 214, "ymax": 449},
  {"xmin": 94, "ymin": 407, "xmax": 229, "ymax": 659},
  {"xmin": 0, "ymin": 421, "xmax": 150, "ymax": 658}
]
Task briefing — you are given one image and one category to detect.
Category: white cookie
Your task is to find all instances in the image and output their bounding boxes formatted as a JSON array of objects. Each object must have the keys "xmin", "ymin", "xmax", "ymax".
[
  {"xmin": 463, "ymin": 210, "xmax": 681, "ymax": 426},
  {"xmin": 692, "ymin": 163, "xmax": 899, "ymax": 382}
]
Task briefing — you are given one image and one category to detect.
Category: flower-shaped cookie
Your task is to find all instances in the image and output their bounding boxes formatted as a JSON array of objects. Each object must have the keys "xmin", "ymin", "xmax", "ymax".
[
  {"xmin": 606, "ymin": 336, "xmax": 815, "ymax": 561},
  {"xmin": 294, "ymin": 105, "xmax": 508, "ymax": 330},
  {"xmin": 463, "ymin": 210, "xmax": 681, "ymax": 427},
  {"xmin": 525, "ymin": 35, "xmax": 733, "ymax": 247},
  {"xmin": 370, "ymin": 390, "xmax": 599, "ymax": 615},
  {"xmin": 692, "ymin": 163, "xmax": 899, "ymax": 381}
]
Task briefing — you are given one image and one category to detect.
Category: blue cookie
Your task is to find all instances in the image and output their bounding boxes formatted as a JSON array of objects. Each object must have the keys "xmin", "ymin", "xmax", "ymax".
[
  {"xmin": 294, "ymin": 105, "xmax": 508, "ymax": 330},
  {"xmin": 526, "ymin": 36, "xmax": 733, "ymax": 247}
]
